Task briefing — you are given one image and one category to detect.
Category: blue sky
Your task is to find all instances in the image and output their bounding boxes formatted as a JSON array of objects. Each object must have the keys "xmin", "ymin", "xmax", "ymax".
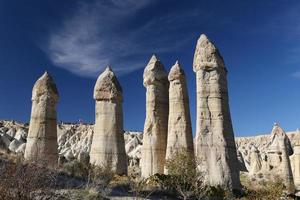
[{"xmin": 0, "ymin": 0, "xmax": 300, "ymax": 136}]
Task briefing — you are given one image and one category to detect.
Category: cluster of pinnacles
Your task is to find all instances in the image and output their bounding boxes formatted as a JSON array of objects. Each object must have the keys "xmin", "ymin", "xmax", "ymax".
[
  {"xmin": 248, "ymin": 124, "xmax": 296, "ymax": 194},
  {"xmin": 24, "ymin": 34, "xmax": 251, "ymax": 192}
]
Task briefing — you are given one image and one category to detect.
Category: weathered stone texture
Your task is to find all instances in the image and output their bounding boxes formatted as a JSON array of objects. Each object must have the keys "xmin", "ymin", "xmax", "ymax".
[
  {"xmin": 90, "ymin": 67, "xmax": 127, "ymax": 175},
  {"xmin": 165, "ymin": 61, "xmax": 193, "ymax": 173},
  {"xmin": 291, "ymin": 131, "xmax": 300, "ymax": 196},
  {"xmin": 141, "ymin": 55, "xmax": 169, "ymax": 178},
  {"xmin": 24, "ymin": 72, "xmax": 59, "ymax": 166},
  {"xmin": 193, "ymin": 34, "xmax": 241, "ymax": 190},
  {"xmin": 249, "ymin": 146, "xmax": 262, "ymax": 175},
  {"xmin": 266, "ymin": 124, "xmax": 294, "ymax": 193}
]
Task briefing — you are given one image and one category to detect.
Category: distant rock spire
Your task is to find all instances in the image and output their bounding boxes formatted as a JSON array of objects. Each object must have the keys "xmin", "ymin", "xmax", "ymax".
[
  {"xmin": 249, "ymin": 146, "xmax": 262, "ymax": 175},
  {"xmin": 266, "ymin": 124, "xmax": 294, "ymax": 193}
]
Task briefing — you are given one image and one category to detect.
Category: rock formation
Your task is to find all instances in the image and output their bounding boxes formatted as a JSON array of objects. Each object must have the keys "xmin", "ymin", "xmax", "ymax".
[
  {"xmin": 265, "ymin": 124, "xmax": 294, "ymax": 193},
  {"xmin": 24, "ymin": 72, "xmax": 59, "ymax": 166},
  {"xmin": 4, "ymin": 117, "xmax": 300, "ymax": 195},
  {"xmin": 89, "ymin": 67, "xmax": 127, "ymax": 175},
  {"xmin": 249, "ymin": 146, "xmax": 262, "ymax": 175},
  {"xmin": 193, "ymin": 34, "xmax": 241, "ymax": 190},
  {"xmin": 237, "ymin": 149, "xmax": 248, "ymax": 172},
  {"xmin": 165, "ymin": 61, "xmax": 193, "ymax": 173},
  {"xmin": 291, "ymin": 130, "xmax": 300, "ymax": 196},
  {"xmin": 141, "ymin": 55, "xmax": 169, "ymax": 178}
]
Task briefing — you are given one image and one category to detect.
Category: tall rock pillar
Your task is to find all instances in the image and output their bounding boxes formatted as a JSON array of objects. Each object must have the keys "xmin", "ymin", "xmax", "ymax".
[
  {"xmin": 165, "ymin": 61, "xmax": 194, "ymax": 173},
  {"xmin": 141, "ymin": 55, "xmax": 169, "ymax": 178},
  {"xmin": 24, "ymin": 72, "xmax": 59, "ymax": 167},
  {"xmin": 89, "ymin": 67, "xmax": 127, "ymax": 175},
  {"xmin": 193, "ymin": 34, "xmax": 241, "ymax": 190}
]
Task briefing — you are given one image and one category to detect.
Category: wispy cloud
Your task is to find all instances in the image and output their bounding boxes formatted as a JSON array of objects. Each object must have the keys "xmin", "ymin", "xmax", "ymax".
[
  {"xmin": 292, "ymin": 71, "xmax": 300, "ymax": 78},
  {"xmin": 285, "ymin": 7, "xmax": 300, "ymax": 78},
  {"xmin": 253, "ymin": 3, "xmax": 300, "ymax": 79},
  {"xmin": 43, "ymin": 0, "xmax": 198, "ymax": 77}
]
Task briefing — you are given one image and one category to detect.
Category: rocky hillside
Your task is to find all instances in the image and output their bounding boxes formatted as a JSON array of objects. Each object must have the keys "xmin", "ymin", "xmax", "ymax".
[
  {"xmin": 1, "ymin": 120, "xmax": 299, "ymax": 174},
  {"xmin": 236, "ymin": 128, "xmax": 299, "ymax": 172},
  {"xmin": 0, "ymin": 120, "xmax": 143, "ymax": 167}
]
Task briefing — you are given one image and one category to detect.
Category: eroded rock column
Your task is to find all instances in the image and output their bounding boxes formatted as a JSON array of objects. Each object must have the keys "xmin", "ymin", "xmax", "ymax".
[
  {"xmin": 266, "ymin": 124, "xmax": 294, "ymax": 193},
  {"xmin": 24, "ymin": 72, "xmax": 59, "ymax": 167},
  {"xmin": 89, "ymin": 67, "xmax": 127, "ymax": 175},
  {"xmin": 141, "ymin": 55, "xmax": 169, "ymax": 178},
  {"xmin": 193, "ymin": 34, "xmax": 241, "ymax": 190},
  {"xmin": 165, "ymin": 61, "xmax": 194, "ymax": 173},
  {"xmin": 249, "ymin": 146, "xmax": 262, "ymax": 175},
  {"xmin": 291, "ymin": 133, "xmax": 300, "ymax": 196}
]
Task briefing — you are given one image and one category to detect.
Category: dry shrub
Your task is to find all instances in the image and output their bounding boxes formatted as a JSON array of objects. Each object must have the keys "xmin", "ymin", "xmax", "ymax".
[
  {"xmin": 64, "ymin": 189, "xmax": 107, "ymax": 200},
  {"xmin": 86, "ymin": 162, "xmax": 114, "ymax": 196},
  {"xmin": 61, "ymin": 159, "xmax": 114, "ymax": 196},
  {"xmin": 128, "ymin": 177, "xmax": 156, "ymax": 199},
  {"xmin": 0, "ymin": 157, "xmax": 56, "ymax": 200},
  {"xmin": 62, "ymin": 160, "xmax": 90, "ymax": 179},
  {"xmin": 149, "ymin": 149, "xmax": 232, "ymax": 200},
  {"xmin": 155, "ymin": 149, "xmax": 205, "ymax": 200},
  {"xmin": 240, "ymin": 175, "xmax": 294, "ymax": 200}
]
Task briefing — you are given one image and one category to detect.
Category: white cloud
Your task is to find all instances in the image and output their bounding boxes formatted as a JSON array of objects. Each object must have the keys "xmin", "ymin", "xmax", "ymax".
[
  {"xmin": 44, "ymin": 0, "xmax": 195, "ymax": 78},
  {"xmin": 292, "ymin": 71, "xmax": 300, "ymax": 78}
]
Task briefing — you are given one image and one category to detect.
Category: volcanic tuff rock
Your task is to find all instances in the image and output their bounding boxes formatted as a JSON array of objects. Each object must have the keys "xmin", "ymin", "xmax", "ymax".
[
  {"xmin": 248, "ymin": 146, "xmax": 262, "ymax": 175},
  {"xmin": 265, "ymin": 124, "xmax": 294, "ymax": 193},
  {"xmin": 193, "ymin": 34, "xmax": 241, "ymax": 190},
  {"xmin": 236, "ymin": 126, "xmax": 300, "ymax": 195},
  {"xmin": 0, "ymin": 120, "xmax": 142, "ymax": 168},
  {"xmin": 141, "ymin": 55, "xmax": 169, "ymax": 178},
  {"xmin": 89, "ymin": 67, "xmax": 127, "ymax": 175},
  {"xmin": 2, "ymin": 120, "xmax": 300, "ymax": 187},
  {"xmin": 24, "ymin": 72, "xmax": 59, "ymax": 167},
  {"xmin": 93, "ymin": 66, "xmax": 122, "ymax": 102},
  {"xmin": 291, "ymin": 131, "xmax": 300, "ymax": 196},
  {"xmin": 165, "ymin": 61, "xmax": 193, "ymax": 173}
]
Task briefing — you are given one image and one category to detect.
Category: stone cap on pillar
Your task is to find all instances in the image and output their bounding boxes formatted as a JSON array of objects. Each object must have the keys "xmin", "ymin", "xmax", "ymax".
[
  {"xmin": 32, "ymin": 71, "xmax": 59, "ymax": 102},
  {"xmin": 168, "ymin": 60, "xmax": 186, "ymax": 82},
  {"xmin": 94, "ymin": 66, "xmax": 123, "ymax": 102},
  {"xmin": 143, "ymin": 54, "xmax": 168, "ymax": 87},
  {"xmin": 193, "ymin": 34, "xmax": 226, "ymax": 72}
]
